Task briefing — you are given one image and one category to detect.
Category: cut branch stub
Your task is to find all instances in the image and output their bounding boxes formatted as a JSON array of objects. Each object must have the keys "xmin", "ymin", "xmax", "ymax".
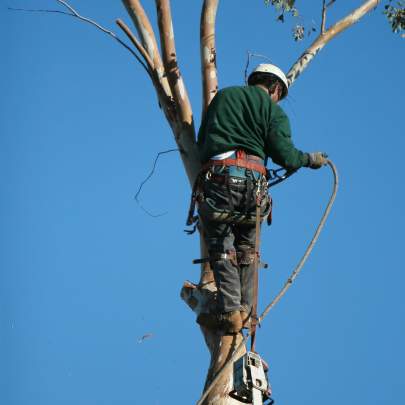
[
  {"xmin": 200, "ymin": 0, "xmax": 219, "ymax": 115},
  {"xmin": 180, "ymin": 282, "xmax": 245, "ymax": 405}
]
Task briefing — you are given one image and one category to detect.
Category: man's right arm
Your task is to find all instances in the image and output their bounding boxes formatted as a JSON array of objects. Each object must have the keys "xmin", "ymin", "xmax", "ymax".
[{"xmin": 266, "ymin": 105, "xmax": 309, "ymax": 170}]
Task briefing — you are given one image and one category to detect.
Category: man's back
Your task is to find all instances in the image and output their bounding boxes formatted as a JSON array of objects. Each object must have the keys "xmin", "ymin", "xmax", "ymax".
[
  {"xmin": 198, "ymin": 86, "xmax": 274, "ymax": 162},
  {"xmin": 198, "ymin": 85, "xmax": 309, "ymax": 169}
]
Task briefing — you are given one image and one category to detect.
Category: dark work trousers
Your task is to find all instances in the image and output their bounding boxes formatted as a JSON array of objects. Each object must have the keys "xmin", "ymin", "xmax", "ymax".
[{"xmin": 198, "ymin": 167, "xmax": 270, "ymax": 314}]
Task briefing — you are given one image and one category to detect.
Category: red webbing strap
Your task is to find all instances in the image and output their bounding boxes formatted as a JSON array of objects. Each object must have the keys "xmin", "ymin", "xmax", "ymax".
[
  {"xmin": 250, "ymin": 198, "xmax": 261, "ymax": 353},
  {"xmin": 202, "ymin": 158, "xmax": 267, "ymax": 176}
]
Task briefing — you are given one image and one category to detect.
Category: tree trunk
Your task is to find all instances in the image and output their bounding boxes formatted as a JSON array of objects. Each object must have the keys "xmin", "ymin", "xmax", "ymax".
[{"xmin": 119, "ymin": 1, "xmax": 380, "ymax": 403}]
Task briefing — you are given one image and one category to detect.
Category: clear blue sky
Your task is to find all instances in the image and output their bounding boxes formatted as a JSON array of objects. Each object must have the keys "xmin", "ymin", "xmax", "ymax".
[{"xmin": 1, "ymin": 1, "xmax": 404, "ymax": 404}]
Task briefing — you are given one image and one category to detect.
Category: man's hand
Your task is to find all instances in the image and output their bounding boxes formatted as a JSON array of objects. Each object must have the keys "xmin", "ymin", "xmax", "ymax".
[{"xmin": 308, "ymin": 152, "xmax": 328, "ymax": 169}]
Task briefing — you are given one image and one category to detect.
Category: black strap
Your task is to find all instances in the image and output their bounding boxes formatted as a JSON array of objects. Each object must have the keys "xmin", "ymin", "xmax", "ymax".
[
  {"xmin": 226, "ymin": 172, "xmax": 234, "ymax": 212},
  {"xmin": 186, "ymin": 173, "xmax": 203, "ymax": 226},
  {"xmin": 245, "ymin": 177, "xmax": 252, "ymax": 215},
  {"xmin": 250, "ymin": 193, "xmax": 262, "ymax": 353}
]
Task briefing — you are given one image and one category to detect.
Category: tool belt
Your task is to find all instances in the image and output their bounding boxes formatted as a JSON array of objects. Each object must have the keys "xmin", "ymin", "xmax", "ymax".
[{"xmin": 186, "ymin": 150, "xmax": 271, "ymax": 228}]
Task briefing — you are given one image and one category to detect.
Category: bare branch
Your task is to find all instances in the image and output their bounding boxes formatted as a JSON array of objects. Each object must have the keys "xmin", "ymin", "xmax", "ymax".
[
  {"xmin": 115, "ymin": 19, "xmax": 178, "ymax": 125},
  {"xmin": 244, "ymin": 51, "xmax": 274, "ymax": 84},
  {"xmin": 321, "ymin": 0, "xmax": 327, "ymax": 34},
  {"xmin": 9, "ymin": 1, "xmax": 152, "ymax": 77},
  {"xmin": 200, "ymin": 0, "xmax": 219, "ymax": 115},
  {"xmin": 55, "ymin": 0, "xmax": 115, "ymax": 36},
  {"xmin": 8, "ymin": 7, "xmax": 71, "ymax": 16},
  {"xmin": 122, "ymin": 0, "xmax": 172, "ymax": 100},
  {"xmin": 116, "ymin": 19, "xmax": 154, "ymax": 71},
  {"xmin": 287, "ymin": 0, "xmax": 380, "ymax": 85},
  {"xmin": 121, "ymin": 1, "xmax": 200, "ymax": 189},
  {"xmin": 155, "ymin": 0, "xmax": 194, "ymax": 127},
  {"xmin": 321, "ymin": 0, "xmax": 337, "ymax": 33}
]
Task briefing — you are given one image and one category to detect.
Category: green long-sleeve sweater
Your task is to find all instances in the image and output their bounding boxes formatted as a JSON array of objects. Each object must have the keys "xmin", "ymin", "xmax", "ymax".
[{"xmin": 197, "ymin": 86, "xmax": 309, "ymax": 170}]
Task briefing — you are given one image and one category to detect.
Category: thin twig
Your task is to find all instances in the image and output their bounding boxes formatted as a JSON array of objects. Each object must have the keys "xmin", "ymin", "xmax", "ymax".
[
  {"xmin": 116, "ymin": 19, "xmax": 154, "ymax": 70},
  {"xmin": 8, "ymin": 7, "xmax": 70, "ymax": 15},
  {"xmin": 244, "ymin": 52, "xmax": 274, "ymax": 84},
  {"xmin": 321, "ymin": 0, "xmax": 336, "ymax": 33},
  {"xmin": 287, "ymin": 0, "xmax": 380, "ymax": 85},
  {"xmin": 321, "ymin": 0, "xmax": 327, "ymax": 34},
  {"xmin": 9, "ymin": 1, "xmax": 151, "ymax": 77},
  {"xmin": 56, "ymin": 1, "xmax": 115, "ymax": 36},
  {"xmin": 134, "ymin": 148, "xmax": 179, "ymax": 218}
]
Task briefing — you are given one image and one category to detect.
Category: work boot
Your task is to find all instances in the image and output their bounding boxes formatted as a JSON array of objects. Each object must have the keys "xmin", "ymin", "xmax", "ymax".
[
  {"xmin": 196, "ymin": 312, "xmax": 219, "ymax": 330},
  {"xmin": 240, "ymin": 309, "xmax": 251, "ymax": 329},
  {"xmin": 220, "ymin": 310, "xmax": 242, "ymax": 334}
]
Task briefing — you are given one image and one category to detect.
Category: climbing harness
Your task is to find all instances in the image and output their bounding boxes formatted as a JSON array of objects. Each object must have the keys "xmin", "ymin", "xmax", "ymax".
[
  {"xmin": 195, "ymin": 160, "xmax": 339, "ymax": 405},
  {"xmin": 188, "ymin": 153, "xmax": 271, "ymax": 281},
  {"xmin": 186, "ymin": 150, "xmax": 270, "ymax": 230}
]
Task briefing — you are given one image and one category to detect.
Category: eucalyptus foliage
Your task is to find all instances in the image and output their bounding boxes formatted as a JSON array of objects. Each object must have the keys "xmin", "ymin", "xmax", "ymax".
[
  {"xmin": 265, "ymin": 1, "xmax": 405, "ymax": 40},
  {"xmin": 384, "ymin": 0, "xmax": 405, "ymax": 33}
]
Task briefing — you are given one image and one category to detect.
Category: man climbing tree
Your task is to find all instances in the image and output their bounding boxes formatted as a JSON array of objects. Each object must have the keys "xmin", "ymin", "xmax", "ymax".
[
  {"xmin": 194, "ymin": 63, "xmax": 328, "ymax": 334},
  {"xmin": 8, "ymin": 1, "xmax": 404, "ymax": 404}
]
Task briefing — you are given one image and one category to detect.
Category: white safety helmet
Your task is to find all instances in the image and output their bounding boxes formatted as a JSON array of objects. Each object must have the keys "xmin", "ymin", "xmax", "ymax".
[{"xmin": 248, "ymin": 63, "xmax": 289, "ymax": 99}]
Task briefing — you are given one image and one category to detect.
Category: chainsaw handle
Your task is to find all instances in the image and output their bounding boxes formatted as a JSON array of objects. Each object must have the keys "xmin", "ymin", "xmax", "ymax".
[{"xmin": 267, "ymin": 167, "xmax": 297, "ymax": 188}]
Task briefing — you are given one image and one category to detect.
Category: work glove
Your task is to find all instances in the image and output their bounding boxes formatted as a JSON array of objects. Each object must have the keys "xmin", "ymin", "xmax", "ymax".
[{"xmin": 307, "ymin": 152, "xmax": 328, "ymax": 169}]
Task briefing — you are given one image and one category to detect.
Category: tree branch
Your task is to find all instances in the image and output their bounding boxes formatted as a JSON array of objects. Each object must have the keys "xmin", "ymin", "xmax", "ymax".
[
  {"xmin": 155, "ymin": 0, "xmax": 194, "ymax": 127},
  {"xmin": 321, "ymin": 0, "xmax": 327, "ymax": 34},
  {"xmin": 200, "ymin": 0, "xmax": 219, "ymax": 115},
  {"xmin": 54, "ymin": 0, "xmax": 120, "ymax": 38},
  {"xmin": 9, "ymin": 1, "xmax": 151, "ymax": 77},
  {"xmin": 121, "ymin": 0, "xmax": 200, "ymax": 189},
  {"xmin": 116, "ymin": 18, "xmax": 178, "ymax": 128},
  {"xmin": 116, "ymin": 18, "xmax": 178, "ymax": 123},
  {"xmin": 122, "ymin": 0, "xmax": 173, "ymax": 102},
  {"xmin": 321, "ymin": 0, "xmax": 337, "ymax": 33},
  {"xmin": 116, "ymin": 19, "xmax": 154, "ymax": 72},
  {"xmin": 8, "ymin": 7, "xmax": 71, "ymax": 16},
  {"xmin": 244, "ymin": 51, "xmax": 274, "ymax": 84},
  {"xmin": 287, "ymin": 0, "xmax": 380, "ymax": 85}
]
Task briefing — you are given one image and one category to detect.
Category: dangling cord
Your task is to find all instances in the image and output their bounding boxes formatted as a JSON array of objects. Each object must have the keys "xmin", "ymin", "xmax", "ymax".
[{"xmin": 195, "ymin": 160, "xmax": 338, "ymax": 405}]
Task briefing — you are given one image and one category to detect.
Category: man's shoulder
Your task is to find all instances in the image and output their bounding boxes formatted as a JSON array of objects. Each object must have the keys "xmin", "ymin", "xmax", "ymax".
[
  {"xmin": 270, "ymin": 101, "xmax": 287, "ymax": 120},
  {"xmin": 217, "ymin": 85, "xmax": 271, "ymax": 104},
  {"xmin": 217, "ymin": 85, "xmax": 247, "ymax": 95}
]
